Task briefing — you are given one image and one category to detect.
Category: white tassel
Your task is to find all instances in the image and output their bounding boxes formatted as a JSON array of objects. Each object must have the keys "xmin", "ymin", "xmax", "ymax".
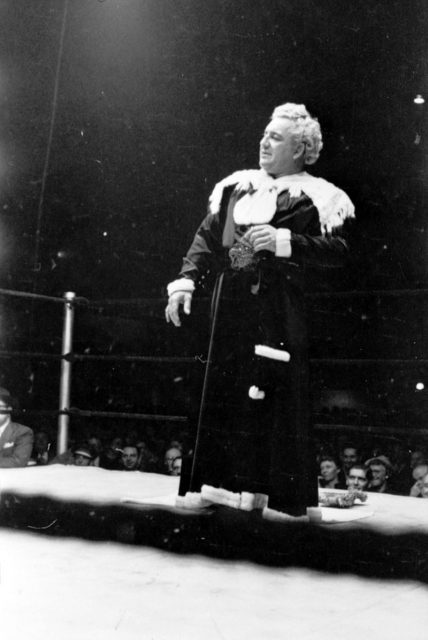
[{"xmin": 249, "ymin": 385, "xmax": 265, "ymax": 400}]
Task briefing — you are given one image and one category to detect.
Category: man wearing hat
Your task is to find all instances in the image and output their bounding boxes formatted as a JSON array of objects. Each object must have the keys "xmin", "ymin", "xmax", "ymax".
[
  {"xmin": 0, "ymin": 387, "xmax": 34, "ymax": 468},
  {"xmin": 73, "ymin": 444, "xmax": 94, "ymax": 467},
  {"xmin": 365, "ymin": 455, "xmax": 393, "ymax": 493}
]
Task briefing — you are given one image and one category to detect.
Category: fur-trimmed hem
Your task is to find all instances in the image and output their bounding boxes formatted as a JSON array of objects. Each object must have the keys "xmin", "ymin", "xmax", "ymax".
[
  {"xmin": 175, "ymin": 492, "xmax": 212, "ymax": 510},
  {"xmin": 262, "ymin": 506, "xmax": 309, "ymax": 523},
  {"xmin": 177, "ymin": 486, "xmax": 269, "ymax": 511}
]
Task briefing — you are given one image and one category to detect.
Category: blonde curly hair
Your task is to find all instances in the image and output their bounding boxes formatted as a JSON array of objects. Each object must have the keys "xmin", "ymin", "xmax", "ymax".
[{"xmin": 271, "ymin": 103, "xmax": 323, "ymax": 166}]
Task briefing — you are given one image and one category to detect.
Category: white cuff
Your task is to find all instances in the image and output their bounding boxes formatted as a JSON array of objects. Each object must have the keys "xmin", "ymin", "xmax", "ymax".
[
  {"xmin": 255, "ymin": 344, "xmax": 291, "ymax": 362},
  {"xmin": 167, "ymin": 278, "xmax": 195, "ymax": 297},
  {"xmin": 275, "ymin": 228, "xmax": 292, "ymax": 258}
]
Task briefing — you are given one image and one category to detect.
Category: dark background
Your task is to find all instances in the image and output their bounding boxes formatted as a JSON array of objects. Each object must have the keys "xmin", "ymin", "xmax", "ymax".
[{"xmin": 0, "ymin": 0, "xmax": 427, "ymax": 454}]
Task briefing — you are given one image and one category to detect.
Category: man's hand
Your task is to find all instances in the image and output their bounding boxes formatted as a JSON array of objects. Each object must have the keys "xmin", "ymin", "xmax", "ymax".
[
  {"xmin": 165, "ymin": 291, "xmax": 192, "ymax": 327},
  {"xmin": 243, "ymin": 224, "xmax": 277, "ymax": 253}
]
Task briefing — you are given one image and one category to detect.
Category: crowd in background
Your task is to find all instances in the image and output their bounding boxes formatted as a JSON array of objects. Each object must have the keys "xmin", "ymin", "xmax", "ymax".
[
  {"xmin": 28, "ymin": 427, "xmax": 186, "ymax": 477},
  {"xmin": 316, "ymin": 440, "xmax": 428, "ymax": 498},
  {"xmin": 2, "ymin": 386, "xmax": 428, "ymax": 497}
]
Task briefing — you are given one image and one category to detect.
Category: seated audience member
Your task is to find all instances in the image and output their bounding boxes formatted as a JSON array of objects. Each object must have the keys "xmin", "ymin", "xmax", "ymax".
[
  {"xmin": 409, "ymin": 463, "xmax": 428, "ymax": 497},
  {"xmin": 171, "ymin": 456, "xmax": 182, "ymax": 476},
  {"xmin": 99, "ymin": 435, "xmax": 123, "ymax": 470},
  {"xmin": 318, "ymin": 456, "xmax": 346, "ymax": 489},
  {"xmin": 365, "ymin": 455, "xmax": 392, "ymax": 493},
  {"xmin": 120, "ymin": 445, "xmax": 140, "ymax": 471},
  {"xmin": 29, "ymin": 429, "xmax": 53, "ymax": 465},
  {"xmin": 346, "ymin": 464, "xmax": 369, "ymax": 491},
  {"xmin": 163, "ymin": 446, "xmax": 183, "ymax": 475},
  {"xmin": 410, "ymin": 448, "xmax": 427, "ymax": 469},
  {"xmin": 73, "ymin": 444, "xmax": 94, "ymax": 467},
  {"xmin": 49, "ymin": 440, "xmax": 92, "ymax": 466},
  {"xmin": 386, "ymin": 441, "xmax": 414, "ymax": 495},
  {"xmin": 87, "ymin": 435, "xmax": 103, "ymax": 467},
  {"xmin": 339, "ymin": 442, "xmax": 360, "ymax": 477},
  {"xmin": 136, "ymin": 439, "xmax": 159, "ymax": 472},
  {"xmin": 0, "ymin": 387, "xmax": 34, "ymax": 468},
  {"xmin": 420, "ymin": 472, "xmax": 428, "ymax": 499}
]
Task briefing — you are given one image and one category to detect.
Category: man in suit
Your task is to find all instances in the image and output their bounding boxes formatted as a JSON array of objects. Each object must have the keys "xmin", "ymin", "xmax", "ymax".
[{"xmin": 0, "ymin": 387, "xmax": 33, "ymax": 468}]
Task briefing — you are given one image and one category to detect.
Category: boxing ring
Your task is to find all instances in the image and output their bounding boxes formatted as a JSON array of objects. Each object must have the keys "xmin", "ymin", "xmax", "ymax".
[
  {"xmin": 1, "ymin": 465, "xmax": 428, "ymax": 639},
  {"xmin": 1, "ymin": 288, "xmax": 428, "ymax": 638}
]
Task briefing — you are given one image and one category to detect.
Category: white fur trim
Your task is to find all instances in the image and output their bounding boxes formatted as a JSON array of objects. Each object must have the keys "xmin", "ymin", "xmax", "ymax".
[
  {"xmin": 239, "ymin": 492, "xmax": 268, "ymax": 511},
  {"xmin": 175, "ymin": 492, "xmax": 212, "ymax": 510},
  {"xmin": 209, "ymin": 170, "xmax": 262, "ymax": 214},
  {"xmin": 201, "ymin": 485, "xmax": 242, "ymax": 509},
  {"xmin": 167, "ymin": 278, "xmax": 195, "ymax": 297},
  {"xmin": 248, "ymin": 385, "xmax": 265, "ymax": 400},
  {"xmin": 208, "ymin": 169, "xmax": 355, "ymax": 234},
  {"xmin": 254, "ymin": 493, "xmax": 269, "ymax": 509},
  {"xmin": 240, "ymin": 492, "xmax": 256, "ymax": 511},
  {"xmin": 262, "ymin": 506, "xmax": 309, "ymax": 523},
  {"xmin": 255, "ymin": 344, "xmax": 291, "ymax": 362},
  {"xmin": 275, "ymin": 228, "xmax": 292, "ymax": 257},
  {"xmin": 178, "ymin": 488, "xmax": 270, "ymax": 511}
]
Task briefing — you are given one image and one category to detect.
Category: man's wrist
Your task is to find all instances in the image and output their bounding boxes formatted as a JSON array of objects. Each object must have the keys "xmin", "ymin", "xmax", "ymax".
[
  {"xmin": 167, "ymin": 278, "xmax": 195, "ymax": 297},
  {"xmin": 275, "ymin": 228, "xmax": 292, "ymax": 258}
]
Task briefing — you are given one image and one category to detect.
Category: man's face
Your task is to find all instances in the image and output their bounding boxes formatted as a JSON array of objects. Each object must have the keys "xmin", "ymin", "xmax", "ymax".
[
  {"xmin": 341, "ymin": 448, "xmax": 358, "ymax": 470},
  {"xmin": 320, "ymin": 459, "xmax": 339, "ymax": 482},
  {"xmin": 259, "ymin": 117, "xmax": 301, "ymax": 176},
  {"xmin": 412, "ymin": 464, "xmax": 428, "ymax": 493},
  {"xmin": 171, "ymin": 457, "xmax": 182, "ymax": 476},
  {"xmin": 413, "ymin": 464, "xmax": 428, "ymax": 482},
  {"xmin": 74, "ymin": 453, "xmax": 91, "ymax": 467},
  {"xmin": 0, "ymin": 401, "xmax": 11, "ymax": 428},
  {"xmin": 369, "ymin": 463, "xmax": 387, "ymax": 486},
  {"xmin": 122, "ymin": 447, "xmax": 139, "ymax": 470},
  {"xmin": 346, "ymin": 468, "xmax": 368, "ymax": 491},
  {"xmin": 164, "ymin": 447, "xmax": 182, "ymax": 473}
]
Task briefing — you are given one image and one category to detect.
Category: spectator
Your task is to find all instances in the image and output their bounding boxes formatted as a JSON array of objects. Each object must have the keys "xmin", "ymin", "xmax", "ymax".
[
  {"xmin": 50, "ymin": 440, "xmax": 94, "ymax": 466},
  {"xmin": 409, "ymin": 463, "xmax": 428, "ymax": 497},
  {"xmin": 99, "ymin": 435, "xmax": 123, "ymax": 470},
  {"xmin": 318, "ymin": 456, "xmax": 346, "ymax": 489},
  {"xmin": 420, "ymin": 473, "xmax": 428, "ymax": 499},
  {"xmin": 87, "ymin": 435, "xmax": 103, "ymax": 467},
  {"xmin": 29, "ymin": 429, "xmax": 53, "ymax": 466},
  {"xmin": 136, "ymin": 439, "xmax": 159, "ymax": 472},
  {"xmin": 410, "ymin": 449, "xmax": 427, "ymax": 469},
  {"xmin": 73, "ymin": 444, "xmax": 94, "ymax": 467},
  {"xmin": 163, "ymin": 446, "xmax": 182, "ymax": 475},
  {"xmin": 120, "ymin": 445, "xmax": 140, "ymax": 471},
  {"xmin": 0, "ymin": 387, "xmax": 33, "ymax": 468},
  {"xmin": 387, "ymin": 440, "xmax": 413, "ymax": 495},
  {"xmin": 171, "ymin": 456, "xmax": 182, "ymax": 476},
  {"xmin": 346, "ymin": 464, "xmax": 369, "ymax": 491},
  {"xmin": 339, "ymin": 443, "xmax": 360, "ymax": 476},
  {"xmin": 365, "ymin": 455, "xmax": 392, "ymax": 493}
]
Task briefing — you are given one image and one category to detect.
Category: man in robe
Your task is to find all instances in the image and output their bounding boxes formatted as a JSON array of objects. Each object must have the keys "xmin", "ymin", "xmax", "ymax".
[{"xmin": 165, "ymin": 103, "xmax": 354, "ymax": 518}]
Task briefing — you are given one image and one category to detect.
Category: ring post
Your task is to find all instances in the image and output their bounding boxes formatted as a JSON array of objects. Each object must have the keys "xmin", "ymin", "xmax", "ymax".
[{"xmin": 57, "ymin": 291, "xmax": 76, "ymax": 454}]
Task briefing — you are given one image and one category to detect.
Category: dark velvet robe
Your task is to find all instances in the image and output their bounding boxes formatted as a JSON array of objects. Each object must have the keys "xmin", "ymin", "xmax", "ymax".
[{"xmin": 176, "ymin": 182, "xmax": 352, "ymax": 515}]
